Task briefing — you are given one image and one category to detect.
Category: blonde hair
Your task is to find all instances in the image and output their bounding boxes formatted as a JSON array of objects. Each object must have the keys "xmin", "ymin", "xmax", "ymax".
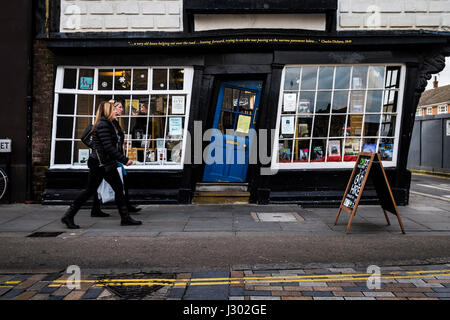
[{"xmin": 93, "ymin": 101, "xmax": 115, "ymax": 130}]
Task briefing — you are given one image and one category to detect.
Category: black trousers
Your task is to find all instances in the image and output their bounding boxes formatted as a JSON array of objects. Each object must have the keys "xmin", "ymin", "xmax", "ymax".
[{"xmin": 72, "ymin": 158, "xmax": 126, "ymax": 216}]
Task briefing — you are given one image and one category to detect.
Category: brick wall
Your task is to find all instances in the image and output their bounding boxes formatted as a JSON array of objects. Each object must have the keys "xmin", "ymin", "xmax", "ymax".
[
  {"xmin": 339, "ymin": 0, "xmax": 450, "ymax": 30},
  {"xmin": 60, "ymin": 0, "xmax": 182, "ymax": 32},
  {"xmin": 32, "ymin": 40, "xmax": 54, "ymax": 201}
]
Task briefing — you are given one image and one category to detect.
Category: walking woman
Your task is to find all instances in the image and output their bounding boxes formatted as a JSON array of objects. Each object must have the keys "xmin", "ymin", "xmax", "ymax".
[
  {"xmin": 61, "ymin": 101, "xmax": 142, "ymax": 229},
  {"xmin": 90, "ymin": 99, "xmax": 141, "ymax": 217}
]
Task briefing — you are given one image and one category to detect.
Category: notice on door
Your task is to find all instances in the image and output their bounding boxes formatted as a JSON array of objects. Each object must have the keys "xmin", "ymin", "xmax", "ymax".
[{"xmin": 236, "ymin": 115, "xmax": 251, "ymax": 134}]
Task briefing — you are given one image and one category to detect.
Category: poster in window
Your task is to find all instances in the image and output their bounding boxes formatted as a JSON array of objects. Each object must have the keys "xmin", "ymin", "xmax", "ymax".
[
  {"xmin": 283, "ymin": 93, "xmax": 296, "ymax": 112},
  {"xmin": 169, "ymin": 117, "xmax": 183, "ymax": 136},
  {"xmin": 78, "ymin": 149, "xmax": 90, "ymax": 164},
  {"xmin": 362, "ymin": 143, "xmax": 376, "ymax": 153},
  {"xmin": 157, "ymin": 148, "xmax": 167, "ymax": 162},
  {"xmin": 79, "ymin": 77, "xmax": 93, "ymax": 90},
  {"xmin": 171, "ymin": 96, "xmax": 185, "ymax": 114},
  {"xmin": 281, "ymin": 116, "xmax": 295, "ymax": 135},
  {"xmin": 298, "ymin": 148, "xmax": 309, "ymax": 161},
  {"xmin": 279, "ymin": 147, "xmax": 291, "ymax": 161},
  {"xmin": 126, "ymin": 99, "xmax": 140, "ymax": 115},
  {"xmin": 379, "ymin": 143, "xmax": 393, "ymax": 160},
  {"xmin": 297, "ymin": 100, "xmax": 311, "ymax": 113},
  {"xmin": 328, "ymin": 140, "xmax": 341, "ymax": 157},
  {"xmin": 344, "ymin": 139, "xmax": 360, "ymax": 155},
  {"xmin": 236, "ymin": 115, "xmax": 251, "ymax": 134},
  {"xmin": 312, "ymin": 146, "xmax": 324, "ymax": 160}
]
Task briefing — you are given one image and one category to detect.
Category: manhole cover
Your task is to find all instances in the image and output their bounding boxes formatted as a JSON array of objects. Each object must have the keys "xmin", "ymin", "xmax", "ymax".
[
  {"xmin": 97, "ymin": 273, "xmax": 175, "ymax": 300},
  {"xmin": 27, "ymin": 232, "xmax": 64, "ymax": 237},
  {"xmin": 252, "ymin": 212, "xmax": 304, "ymax": 222}
]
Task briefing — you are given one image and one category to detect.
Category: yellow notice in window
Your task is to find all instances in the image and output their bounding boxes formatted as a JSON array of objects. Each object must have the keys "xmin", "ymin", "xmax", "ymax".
[{"xmin": 236, "ymin": 115, "xmax": 251, "ymax": 134}]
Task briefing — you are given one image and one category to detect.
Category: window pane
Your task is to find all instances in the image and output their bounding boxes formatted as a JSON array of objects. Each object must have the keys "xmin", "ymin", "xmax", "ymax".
[
  {"xmin": 379, "ymin": 138, "xmax": 394, "ymax": 161},
  {"xmin": 296, "ymin": 116, "xmax": 312, "ymax": 138},
  {"xmin": 238, "ymin": 90, "xmax": 256, "ymax": 114},
  {"xmin": 366, "ymin": 90, "xmax": 383, "ymax": 113},
  {"xmin": 223, "ymin": 88, "xmax": 240, "ymax": 111},
  {"xmin": 284, "ymin": 67, "xmax": 300, "ymax": 90},
  {"xmin": 311, "ymin": 139, "xmax": 326, "ymax": 161},
  {"xmin": 349, "ymin": 91, "xmax": 365, "ymax": 113},
  {"xmin": 56, "ymin": 117, "xmax": 74, "ymax": 138},
  {"xmin": 169, "ymin": 69, "xmax": 184, "ymax": 90},
  {"xmin": 283, "ymin": 92, "xmax": 297, "ymax": 114},
  {"xmin": 362, "ymin": 138, "xmax": 378, "ymax": 152},
  {"xmin": 318, "ymin": 67, "xmax": 334, "ymax": 89},
  {"xmin": 380, "ymin": 114, "xmax": 396, "ymax": 136},
  {"xmin": 132, "ymin": 95, "xmax": 150, "ymax": 117},
  {"xmin": 153, "ymin": 69, "xmax": 168, "ymax": 90},
  {"xmin": 149, "ymin": 117, "xmax": 166, "ymax": 139},
  {"xmin": 363, "ymin": 114, "xmax": 381, "ymax": 136},
  {"xmin": 344, "ymin": 138, "xmax": 360, "ymax": 161},
  {"xmin": 78, "ymin": 69, "xmax": 94, "ymax": 90},
  {"xmin": 115, "ymin": 95, "xmax": 132, "ymax": 116},
  {"xmin": 312, "ymin": 115, "xmax": 329, "ymax": 137},
  {"xmin": 385, "ymin": 66, "xmax": 401, "ymax": 89},
  {"xmin": 114, "ymin": 69, "xmax": 131, "ymax": 90},
  {"xmin": 315, "ymin": 91, "xmax": 331, "ymax": 113},
  {"xmin": 301, "ymin": 66, "xmax": 317, "ymax": 90},
  {"xmin": 76, "ymin": 94, "xmax": 94, "ymax": 115},
  {"xmin": 54, "ymin": 141, "xmax": 72, "ymax": 164},
  {"xmin": 352, "ymin": 66, "xmax": 368, "ymax": 89},
  {"xmin": 170, "ymin": 94, "xmax": 187, "ymax": 115},
  {"xmin": 166, "ymin": 117, "xmax": 184, "ymax": 139},
  {"xmin": 294, "ymin": 139, "xmax": 310, "ymax": 162},
  {"xmin": 98, "ymin": 69, "xmax": 113, "ymax": 90},
  {"xmin": 166, "ymin": 140, "xmax": 183, "ymax": 163},
  {"xmin": 150, "ymin": 94, "xmax": 168, "ymax": 115},
  {"xmin": 368, "ymin": 66, "xmax": 385, "ymax": 88},
  {"xmin": 347, "ymin": 115, "xmax": 363, "ymax": 136},
  {"xmin": 329, "ymin": 115, "xmax": 346, "ymax": 137},
  {"xmin": 58, "ymin": 94, "xmax": 75, "ymax": 115},
  {"xmin": 74, "ymin": 117, "xmax": 92, "ymax": 139},
  {"xmin": 117, "ymin": 117, "xmax": 129, "ymax": 135},
  {"xmin": 94, "ymin": 95, "xmax": 113, "ymax": 115},
  {"xmin": 133, "ymin": 69, "xmax": 148, "ymax": 90},
  {"xmin": 63, "ymin": 68, "xmax": 77, "ymax": 89},
  {"xmin": 327, "ymin": 139, "xmax": 342, "ymax": 161},
  {"xmin": 219, "ymin": 111, "xmax": 236, "ymax": 133},
  {"xmin": 73, "ymin": 141, "xmax": 90, "ymax": 165},
  {"xmin": 383, "ymin": 90, "xmax": 398, "ymax": 113},
  {"xmin": 280, "ymin": 116, "xmax": 295, "ymax": 138},
  {"xmin": 278, "ymin": 140, "xmax": 293, "ymax": 162},
  {"xmin": 298, "ymin": 92, "xmax": 315, "ymax": 113},
  {"xmin": 334, "ymin": 67, "xmax": 351, "ymax": 89},
  {"xmin": 332, "ymin": 91, "xmax": 348, "ymax": 113}
]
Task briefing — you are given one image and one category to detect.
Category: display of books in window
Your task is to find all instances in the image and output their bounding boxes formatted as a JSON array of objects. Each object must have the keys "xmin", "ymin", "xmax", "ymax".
[
  {"xmin": 362, "ymin": 143, "xmax": 376, "ymax": 153},
  {"xmin": 297, "ymin": 148, "xmax": 309, "ymax": 162},
  {"xmin": 279, "ymin": 146, "xmax": 291, "ymax": 162},
  {"xmin": 327, "ymin": 140, "xmax": 341, "ymax": 162},
  {"xmin": 344, "ymin": 139, "xmax": 360, "ymax": 161},
  {"xmin": 298, "ymin": 123, "xmax": 309, "ymax": 137},
  {"xmin": 379, "ymin": 143, "xmax": 393, "ymax": 161},
  {"xmin": 311, "ymin": 145, "xmax": 324, "ymax": 161}
]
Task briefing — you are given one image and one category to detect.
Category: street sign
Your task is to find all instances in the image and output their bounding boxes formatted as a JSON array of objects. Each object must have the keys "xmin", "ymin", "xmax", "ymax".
[
  {"xmin": 335, "ymin": 152, "xmax": 405, "ymax": 234},
  {"xmin": 0, "ymin": 139, "xmax": 11, "ymax": 153}
]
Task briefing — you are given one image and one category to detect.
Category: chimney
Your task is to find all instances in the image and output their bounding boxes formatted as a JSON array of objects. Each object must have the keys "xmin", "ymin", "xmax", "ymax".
[{"xmin": 433, "ymin": 76, "xmax": 438, "ymax": 89}]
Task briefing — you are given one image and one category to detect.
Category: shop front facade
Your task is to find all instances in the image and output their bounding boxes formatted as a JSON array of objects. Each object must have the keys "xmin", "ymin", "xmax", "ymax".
[{"xmin": 33, "ymin": 0, "xmax": 450, "ymax": 206}]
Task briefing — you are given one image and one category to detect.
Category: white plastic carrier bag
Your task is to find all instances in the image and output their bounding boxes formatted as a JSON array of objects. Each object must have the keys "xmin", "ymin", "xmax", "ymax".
[{"xmin": 97, "ymin": 167, "xmax": 124, "ymax": 204}]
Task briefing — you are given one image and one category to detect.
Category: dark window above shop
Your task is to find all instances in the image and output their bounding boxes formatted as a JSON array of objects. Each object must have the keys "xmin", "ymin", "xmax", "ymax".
[{"xmin": 184, "ymin": 0, "xmax": 338, "ymax": 32}]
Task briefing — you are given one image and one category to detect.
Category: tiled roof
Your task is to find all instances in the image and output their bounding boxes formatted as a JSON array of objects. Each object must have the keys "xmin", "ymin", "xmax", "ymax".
[{"xmin": 418, "ymin": 84, "xmax": 450, "ymax": 107}]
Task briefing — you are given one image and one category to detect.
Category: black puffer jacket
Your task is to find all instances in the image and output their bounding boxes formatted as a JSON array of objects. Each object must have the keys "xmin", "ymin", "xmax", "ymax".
[{"xmin": 91, "ymin": 116, "xmax": 128, "ymax": 166}]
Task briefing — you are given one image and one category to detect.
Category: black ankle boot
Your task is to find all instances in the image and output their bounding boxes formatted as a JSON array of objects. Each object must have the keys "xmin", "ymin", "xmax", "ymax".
[
  {"xmin": 91, "ymin": 208, "xmax": 110, "ymax": 217},
  {"xmin": 119, "ymin": 206, "xmax": 142, "ymax": 226},
  {"xmin": 61, "ymin": 205, "xmax": 80, "ymax": 229}
]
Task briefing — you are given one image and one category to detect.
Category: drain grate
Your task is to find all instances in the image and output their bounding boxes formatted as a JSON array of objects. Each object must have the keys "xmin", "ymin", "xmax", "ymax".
[
  {"xmin": 97, "ymin": 273, "xmax": 175, "ymax": 300},
  {"xmin": 251, "ymin": 212, "xmax": 304, "ymax": 222},
  {"xmin": 27, "ymin": 232, "xmax": 64, "ymax": 237}
]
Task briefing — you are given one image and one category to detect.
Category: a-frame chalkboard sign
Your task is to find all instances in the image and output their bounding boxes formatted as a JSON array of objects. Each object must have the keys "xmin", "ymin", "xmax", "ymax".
[{"xmin": 335, "ymin": 152, "xmax": 405, "ymax": 234}]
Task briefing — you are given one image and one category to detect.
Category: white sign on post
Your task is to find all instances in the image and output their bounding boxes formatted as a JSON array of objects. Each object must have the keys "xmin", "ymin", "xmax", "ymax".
[
  {"xmin": 447, "ymin": 120, "xmax": 450, "ymax": 136},
  {"xmin": 0, "ymin": 139, "xmax": 11, "ymax": 153}
]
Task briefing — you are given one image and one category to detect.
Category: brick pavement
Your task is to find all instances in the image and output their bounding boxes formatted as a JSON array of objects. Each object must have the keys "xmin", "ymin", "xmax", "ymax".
[{"xmin": 0, "ymin": 264, "xmax": 449, "ymax": 300}]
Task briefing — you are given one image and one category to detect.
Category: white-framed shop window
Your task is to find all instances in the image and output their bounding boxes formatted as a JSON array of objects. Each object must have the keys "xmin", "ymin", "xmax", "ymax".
[
  {"xmin": 272, "ymin": 64, "xmax": 405, "ymax": 170},
  {"xmin": 426, "ymin": 107, "xmax": 433, "ymax": 115},
  {"xmin": 438, "ymin": 104, "xmax": 448, "ymax": 114},
  {"xmin": 50, "ymin": 66, "xmax": 194, "ymax": 169}
]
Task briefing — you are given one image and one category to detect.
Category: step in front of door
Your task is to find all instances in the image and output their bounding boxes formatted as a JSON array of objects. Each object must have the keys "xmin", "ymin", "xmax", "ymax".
[
  {"xmin": 193, "ymin": 192, "xmax": 250, "ymax": 204},
  {"xmin": 195, "ymin": 183, "xmax": 248, "ymax": 193}
]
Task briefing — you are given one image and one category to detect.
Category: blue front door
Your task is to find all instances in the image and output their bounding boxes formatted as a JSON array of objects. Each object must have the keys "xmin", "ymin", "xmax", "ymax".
[{"xmin": 203, "ymin": 80, "xmax": 263, "ymax": 182}]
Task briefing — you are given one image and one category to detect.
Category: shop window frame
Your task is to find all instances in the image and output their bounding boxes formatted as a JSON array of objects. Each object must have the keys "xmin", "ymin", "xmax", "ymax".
[
  {"xmin": 50, "ymin": 66, "xmax": 194, "ymax": 170},
  {"xmin": 271, "ymin": 63, "xmax": 406, "ymax": 170}
]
